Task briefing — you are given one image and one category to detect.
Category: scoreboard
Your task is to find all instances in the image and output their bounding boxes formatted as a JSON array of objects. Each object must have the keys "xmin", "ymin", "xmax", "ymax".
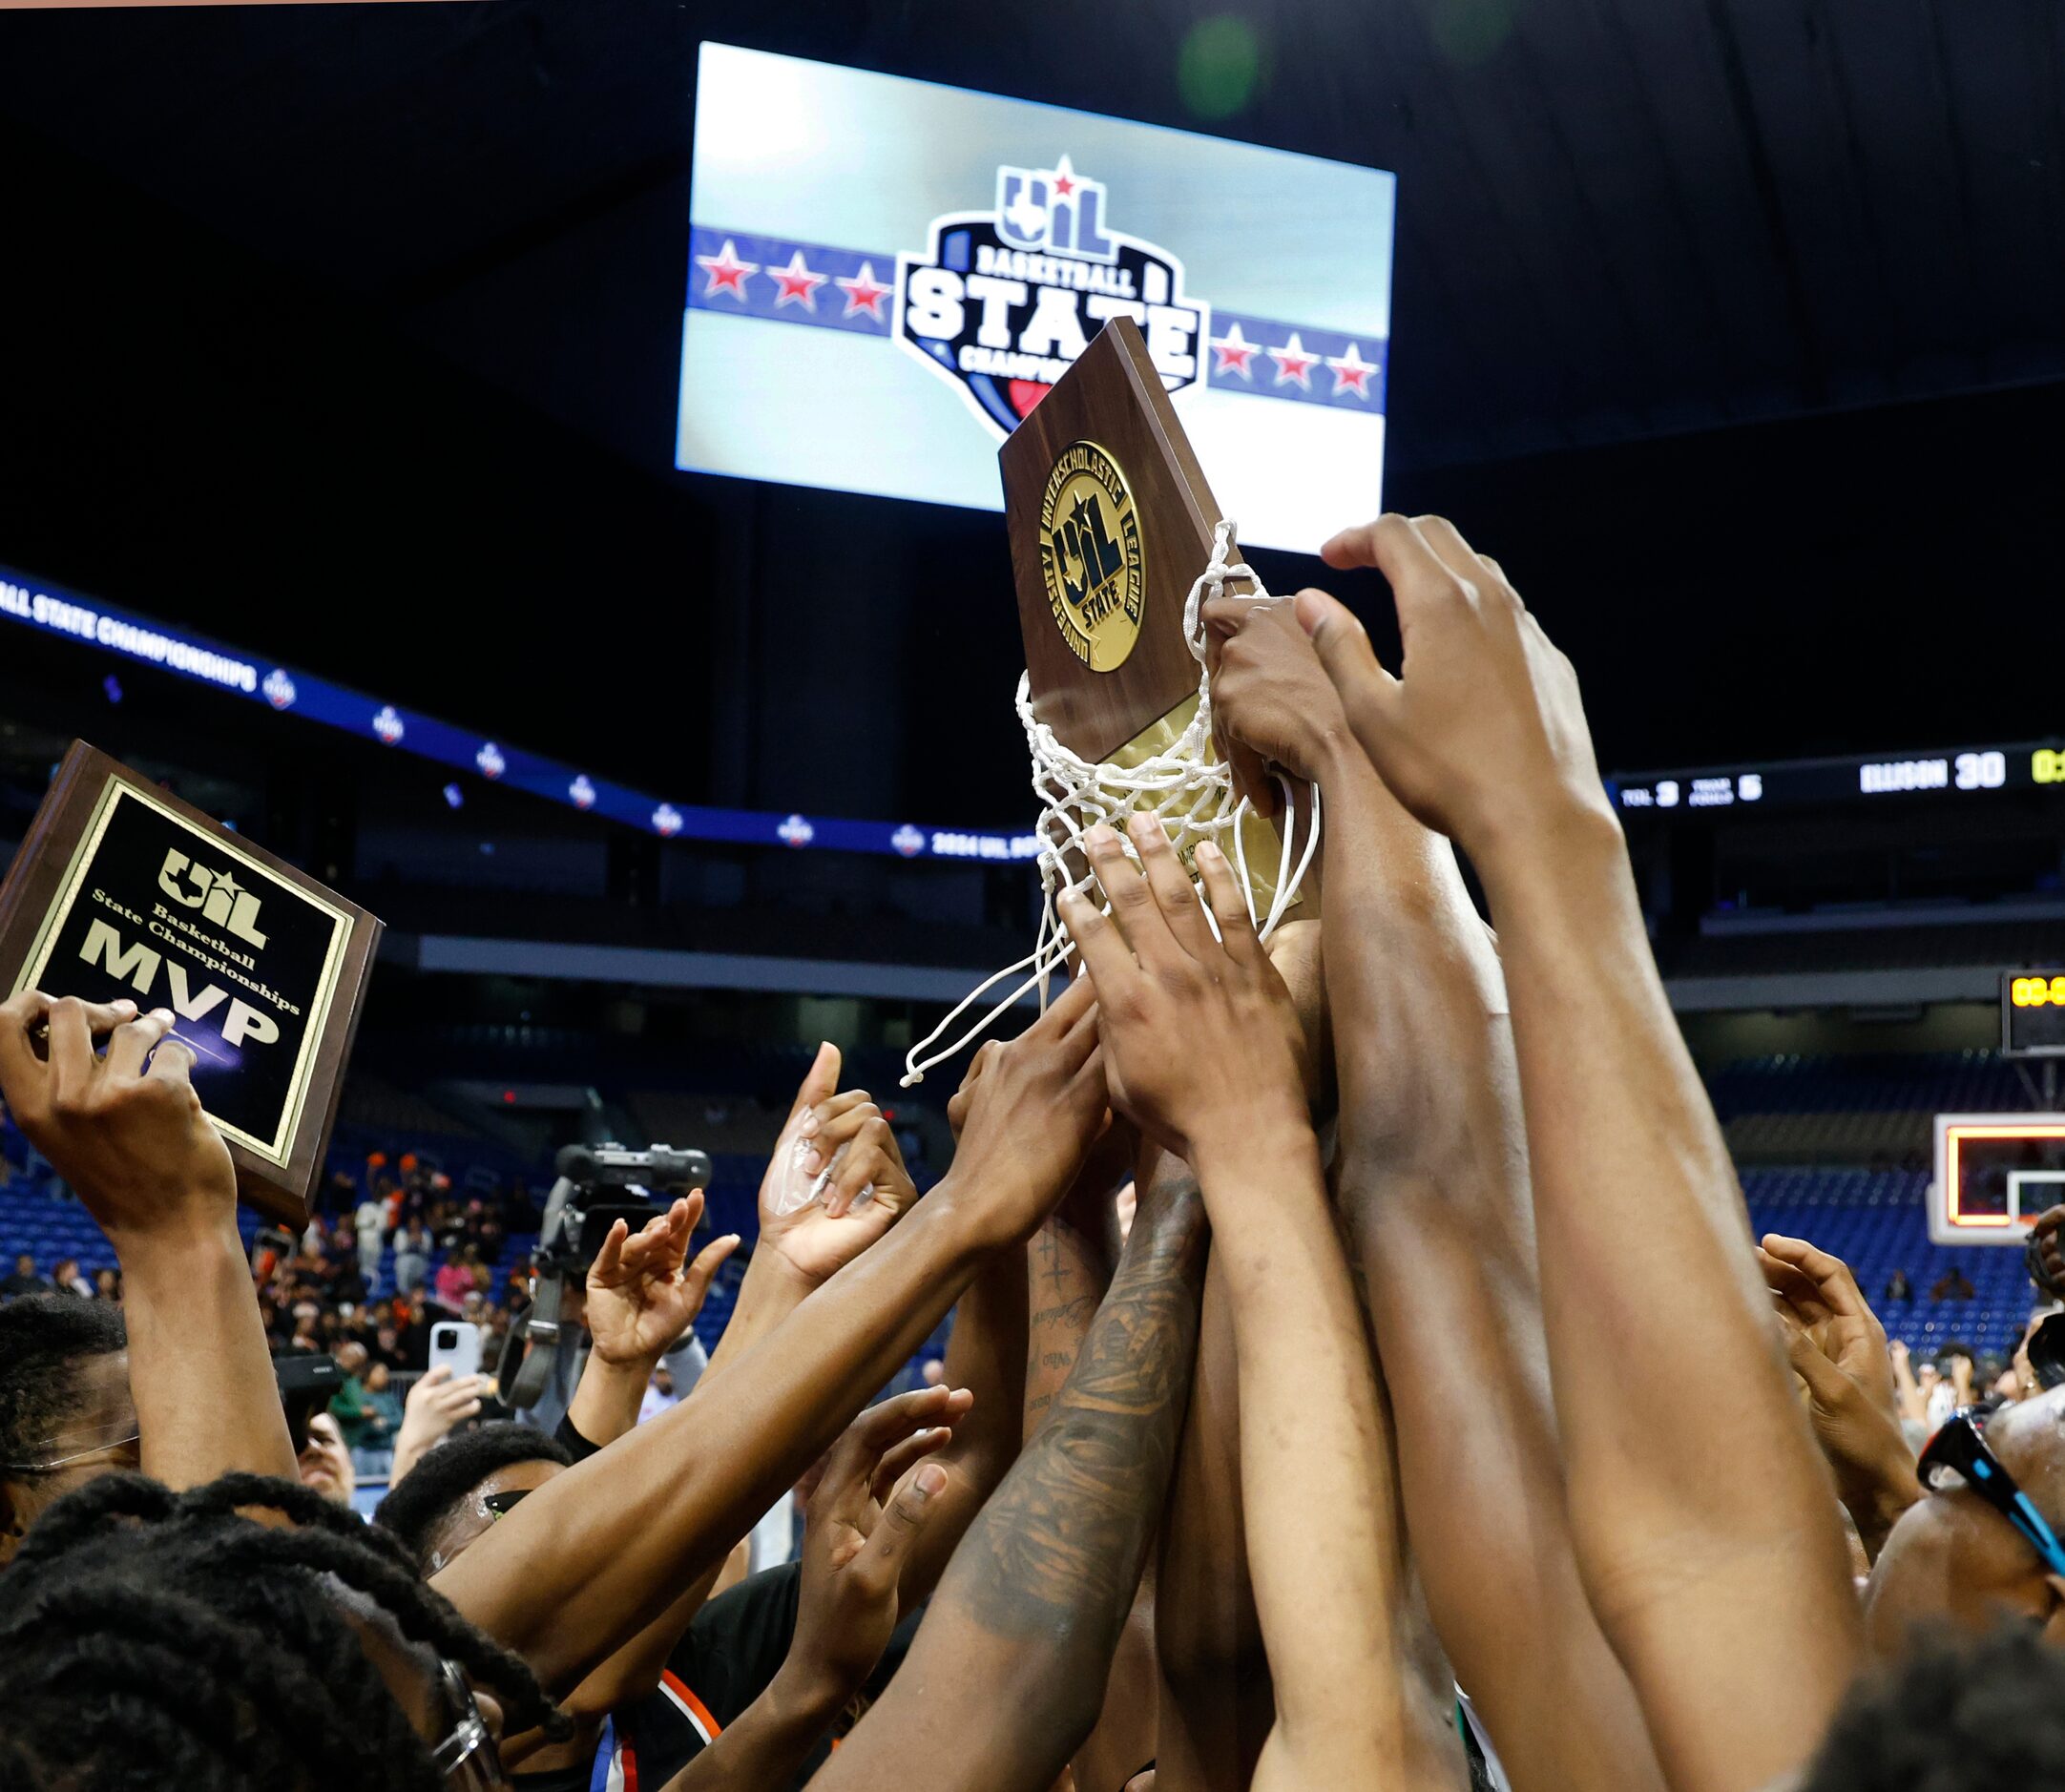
[
  {"xmin": 2004, "ymin": 972, "xmax": 2065, "ymax": 1058},
  {"xmin": 1930, "ymin": 1114, "xmax": 2065, "ymax": 1245},
  {"xmin": 1612, "ymin": 740, "xmax": 2065, "ymax": 817}
]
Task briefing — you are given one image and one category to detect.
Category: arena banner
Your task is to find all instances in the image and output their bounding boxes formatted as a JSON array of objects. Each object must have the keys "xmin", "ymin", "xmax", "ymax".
[{"xmin": 0, "ymin": 563, "xmax": 1040, "ymax": 865}]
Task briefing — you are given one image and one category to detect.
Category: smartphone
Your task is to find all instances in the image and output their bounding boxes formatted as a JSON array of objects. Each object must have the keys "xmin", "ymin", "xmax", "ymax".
[{"xmin": 428, "ymin": 1320, "xmax": 482, "ymax": 1381}]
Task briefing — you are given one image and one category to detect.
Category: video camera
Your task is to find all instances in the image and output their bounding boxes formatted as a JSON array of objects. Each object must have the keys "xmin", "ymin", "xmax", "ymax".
[
  {"xmin": 275, "ymin": 1353, "xmax": 344, "ymax": 1455},
  {"xmin": 495, "ymin": 1140, "xmax": 714, "ymax": 1411}
]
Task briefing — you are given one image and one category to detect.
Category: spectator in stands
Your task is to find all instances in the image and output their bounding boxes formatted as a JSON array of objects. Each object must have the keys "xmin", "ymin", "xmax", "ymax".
[
  {"xmin": 365, "ymin": 1359, "xmax": 404, "ymax": 1463},
  {"xmin": 298, "ymin": 1408, "xmax": 356, "ymax": 1507},
  {"xmin": 50, "ymin": 1257, "xmax": 92, "ymax": 1299},
  {"xmin": 354, "ymin": 1186, "xmax": 387, "ymax": 1283},
  {"xmin": 434, "ymin": 1244, "xmax": 476, "ymax": 1309},
  {"xmin": 91, "ymin": 1267, "xmax": 117, "ymax": 1302},
  {"xmin": 285, "ymin": 1300, "xmax": 322, "ymax": 1353},
  {"xmin": 1939, "ymin": 1344, "xmax": 1978, "ymax": 1414},
  {"xmin": 0, "ymin": 1295, "xmax": 134, "ymax": 1565},
  {"xmin": 1884, "ymin": 1268, "xmax": 1913, "ymax": 1303},
  {"xmin": 393, "ymin": 1219, "xmax": 431, "ymax": 1295},
  {"xmin": 0, "ymin": 1253, "xmax": 50, "ymax": 1300},
  {"xmin": 328, "ymin": 1341, "xmax": 389, "ymax": 1475},
  {"xmin": 388, "ymin": 1363, "xmax": 499, "ymax": 1487},
  {"xmin": 1931, "ymin": 1266, "xmax": 1976, "ymax": 1302},
  {"xmin": 371, "ymin": 1318, "xmax": 407, "ymax": 1370},
  {"xmin": 638, "ymin": 1362, "xmax": 680, "ymax": 1423}
]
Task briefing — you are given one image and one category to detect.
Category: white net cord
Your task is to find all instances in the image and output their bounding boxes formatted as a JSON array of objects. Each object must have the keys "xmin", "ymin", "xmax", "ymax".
[{"xmin": 901, "ymin": 519, "xmax": 1322, "ymax": 1087}]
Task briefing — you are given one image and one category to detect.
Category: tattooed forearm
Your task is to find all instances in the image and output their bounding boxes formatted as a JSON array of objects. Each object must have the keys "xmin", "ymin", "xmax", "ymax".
[
  {"xmin": 966, "ymin": 1177, "xmax": 1207, "ymax": 1656},
  {"xmin": 1023, "ymin": 1219, "xmax": 1110, "ymax": 1438}
]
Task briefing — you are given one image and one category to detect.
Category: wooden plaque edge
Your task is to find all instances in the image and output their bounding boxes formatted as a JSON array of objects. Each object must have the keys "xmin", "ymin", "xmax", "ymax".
[
  {"xmin": 0, "ymin": 740, "xmax": 385, "ymax": 1225},
  {"xmin": 1001, "ymin": 318, "xmax": 1250, "ymax": 763}
]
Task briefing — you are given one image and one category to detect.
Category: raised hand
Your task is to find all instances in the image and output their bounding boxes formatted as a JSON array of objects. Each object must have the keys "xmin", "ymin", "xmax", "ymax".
[
  {"xmin": 1300, "ymin": 513, "xmax": 1612, "ymax": 860},
  {"xmin": 1201, "ymin": 593, "xmax": 1355, "ymax": 787},
  {"xmin": 0, "ymin": 992, "xmax": 234, "ymax": 1243},
  {"xmin": 787, "ymin": 1389, "xmax": 964, "ymax": 1702},
  {"xmin": 656, "ymin": 1387, "xmax": 971, "ymax": 1792},
  {"xmin": 1758, "ymin": 1234, "xmax": 1919, "ymax": 1559},
  {"xmin": 389, "ymin": 1365, "xmax": 500, "ymax": 1487},
  {"xmin": 943, "ymin": 970, "xmax": 1109, "ymax": 1248},
  {"xmin": 0, "ymin": 991, "xmax": 295, "ymax": 1485},
  {"xmin": 758, "ymin": 1045, "xmax": 920, "ymax": 1285},
  {"xmin": 586, "ymin": 1192, "xmax": 740, "ymax": 1369},
  {"xmin": 1057, "ymin": 814, "xmax": 1304, "ymax": 1166}
]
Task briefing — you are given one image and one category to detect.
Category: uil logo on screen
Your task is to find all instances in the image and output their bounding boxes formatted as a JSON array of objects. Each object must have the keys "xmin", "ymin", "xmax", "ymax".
[
  {"xmin": 1038, "ymin": 441, "xmax": 1144, "ymax": 673},
  {"xmin": 157, "ymin": 850, "xmax": 269, "ymax": 948},
  {"xmin": 896, "ymin": 156, "xmax": 1207, "ymax": 438}
]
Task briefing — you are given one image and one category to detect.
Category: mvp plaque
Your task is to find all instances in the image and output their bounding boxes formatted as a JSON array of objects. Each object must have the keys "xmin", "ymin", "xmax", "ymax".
[{"xmin": 0, "ymin": 742, "xmax": 382, "ymax": 1224}]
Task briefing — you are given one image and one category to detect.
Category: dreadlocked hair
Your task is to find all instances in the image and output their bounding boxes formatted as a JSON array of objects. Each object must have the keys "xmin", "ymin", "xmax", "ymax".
[{"xmin": 0, "ymin": 1469, "xmax": 571, "ymax": 1791}]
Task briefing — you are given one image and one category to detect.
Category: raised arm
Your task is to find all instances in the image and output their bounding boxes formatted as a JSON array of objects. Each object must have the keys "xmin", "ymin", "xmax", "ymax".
[
  {"xmin": 1302, "ymin": 513, "xmax": 1860, "ymax": 1791},
  {"xmin": 814, "ymin": 1131, "xmax": 1207, "ymax": 1792},
  {"xmin": 568, "ymin": 1191, "xmax": 738, "ymax": 1448},
  {"xmin": 1207, "ymin": 594, "xmax": 1663, "ymax": 1790},
  {"xmin": 0, "ymin": 994, "xmax": 296, "ymax": 1489},
  {"xmin": 431, "ymin": 977, "xmax": 1107, "ymax": 1695},
  {"xmin": 547, "ymin": 1194, "xmax": 742, "ymax": 1727},
  {"xmin": 1066, "ymin": 818, "xmax": 1415, "ymax": 1791},
  {"xmin": 701, "ymin": 1045, "xmax": 920, "ymax": 1383}
]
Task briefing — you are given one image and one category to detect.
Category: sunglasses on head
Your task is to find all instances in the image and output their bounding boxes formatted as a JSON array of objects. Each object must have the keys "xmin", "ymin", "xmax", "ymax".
[
  {"xmin": 481, "ymin": 1488, "xmax": 531, "ymax": 1521},
  {"xmin": 1918, "ymin": 1405, "xmax": 2065, "ymax": 1578}
]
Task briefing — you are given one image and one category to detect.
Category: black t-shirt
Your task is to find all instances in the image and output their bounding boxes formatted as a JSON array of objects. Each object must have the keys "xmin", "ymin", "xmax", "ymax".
[{"xmin": 605, "ymin": 1563, "xmax": 921, "ymax": 1791}]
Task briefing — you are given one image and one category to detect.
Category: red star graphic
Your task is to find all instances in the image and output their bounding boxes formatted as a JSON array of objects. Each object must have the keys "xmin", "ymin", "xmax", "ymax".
[
  {"xmin": 1211, "ymin": 322, "xmax": 1259, "ymax": 380},
  {"xmin": 1268, "ymin": 331, "xmax": 1318, "ymax": 388},
  {"xmin": 1326, "ymin": 342, "xmax": 1377, "ymax": 399},
  {"xmin": 835, "ymin": 260, "xmax": 892, "ymax": 321},
  {"xmin": 770, "ymin": 249, "xmax": 828, "ymax": 310},
  {"xmin": 1053, "ymin": 172, "xmax": 1076, "ymax": 197},
  {"xmin": 697, "ymin": 238, "xmax": 759, "ymax": 302}
]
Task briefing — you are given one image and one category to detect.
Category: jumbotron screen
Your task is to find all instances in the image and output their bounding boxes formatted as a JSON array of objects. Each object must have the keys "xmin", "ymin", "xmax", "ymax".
[{"xmin": 676, "ymin": 43, "xmax": 1396, "ymax": 552}]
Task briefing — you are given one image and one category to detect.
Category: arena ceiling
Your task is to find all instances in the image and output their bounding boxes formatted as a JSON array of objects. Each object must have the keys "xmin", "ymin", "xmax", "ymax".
[{"xmin": 0, "ymin": 0, "xmax": 2057, "ymax": 478}]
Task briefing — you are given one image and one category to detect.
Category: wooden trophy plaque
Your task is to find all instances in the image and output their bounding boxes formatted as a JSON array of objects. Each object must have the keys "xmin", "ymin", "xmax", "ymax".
[
  {"xmin": 1000, "ymin": 315, "xmax": 1250, "ymax": 763},
  {"xmin": 1000, "ymin": 316, "xmax": 1313, "ymax": 902},
  {"xmin": 0, "ymin": 741, "xmax": 383, "ymax": 1224}
]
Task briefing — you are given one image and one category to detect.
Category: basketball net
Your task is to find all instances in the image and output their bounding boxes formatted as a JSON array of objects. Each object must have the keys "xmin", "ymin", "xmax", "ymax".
[{"xmin": 901, "ymin": 520, "xmax": 1321, "ymax": 1087}]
